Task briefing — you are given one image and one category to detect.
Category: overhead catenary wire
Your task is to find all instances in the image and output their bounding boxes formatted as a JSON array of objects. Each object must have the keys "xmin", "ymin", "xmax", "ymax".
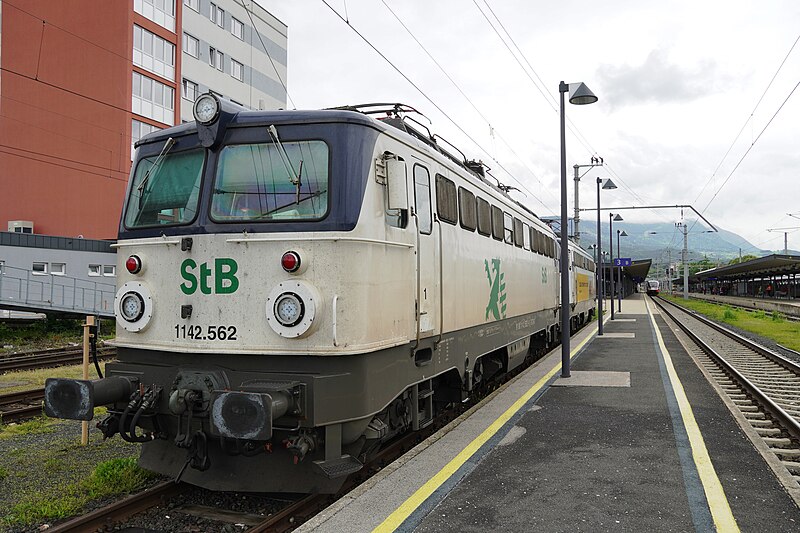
[
  {"xmin": 471, "ymin": 0, "xmax": 673, "ymax": 226},
  {"xmin": 693, "ymin": 77, "xmax": 800, "ymax": 234},
  {"xmin": 320, "ymin": 0, "xmax": 553, "ymax": 213},
  {"xmin": 693, "ymin": 32, "xmax": 800, "ymax": 207},
  {"xmin": 238, "ymin": 0, "xmax": 296, "ymax": 109},
  {"xmin": 379, "ymin": 0, "xmax": 558, "ymax": 211}
]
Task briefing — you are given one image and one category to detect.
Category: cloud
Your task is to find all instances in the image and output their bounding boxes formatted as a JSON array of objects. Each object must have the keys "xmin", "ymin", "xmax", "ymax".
[{"xmin": 595, "ymin": 48, "xmax": 728, "ymax": 109}]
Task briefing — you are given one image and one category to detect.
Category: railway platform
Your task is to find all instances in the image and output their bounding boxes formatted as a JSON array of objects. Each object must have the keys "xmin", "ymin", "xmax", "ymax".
[{"xmin": 299, "ymin": 293, "xmax": 800, "ymax": 532}]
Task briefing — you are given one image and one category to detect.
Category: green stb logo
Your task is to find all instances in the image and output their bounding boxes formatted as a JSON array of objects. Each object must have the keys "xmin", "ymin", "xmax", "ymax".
[
  {"xmin": 180, "ymin": 258, "xmax": 239, "ymax": 295},
  {"xmin": 484, "ymin": 258, "xmax": 507, "ymax": 321}
]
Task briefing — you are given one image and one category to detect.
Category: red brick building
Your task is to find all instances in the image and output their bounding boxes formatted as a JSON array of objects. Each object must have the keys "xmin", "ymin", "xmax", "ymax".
[{"xmin": 0, "ymin": 0, "xmax": 182, "ymax": 239}]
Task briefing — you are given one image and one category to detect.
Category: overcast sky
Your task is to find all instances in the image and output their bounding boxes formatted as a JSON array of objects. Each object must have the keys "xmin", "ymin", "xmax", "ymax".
[{"xmin": 263, "ymin": 0, "xmax": 800, "ymax": 255}]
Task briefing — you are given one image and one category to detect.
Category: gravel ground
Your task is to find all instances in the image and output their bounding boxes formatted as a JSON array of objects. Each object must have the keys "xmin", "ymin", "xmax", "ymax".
[
  {"xmin": 0, "ymin": 416, "xmax": 299, "ymax": 533},
  {"xmin": 0, "ymin": 419, "xmax": 154, "ymax": 532},
  {"xmin": 676, "ymin": 307, "xmax": 800, "ymax": 365}
]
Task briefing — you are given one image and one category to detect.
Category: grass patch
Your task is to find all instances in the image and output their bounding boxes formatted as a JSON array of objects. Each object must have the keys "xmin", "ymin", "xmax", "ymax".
[
  {"xmin": 662, "ymin": 295, "xmax": 800, "ymax": 352},
  {"xmin": 0, "ymin": 416, "xmax": 58, "ymax": 439},
  {"xmin": 0, "ymin": 318, "xmax": 114, "ymax": 355},
  {"xmin": 0, "ymin": 466, "xmax": 7, "ymax": 481},
  {"xmin": 1, "ymin": 457, "xmax": 157, "ymax": 526},
  {"xmin": 0, "ymin": 361, "xmax": 109, "ymax": 395}
]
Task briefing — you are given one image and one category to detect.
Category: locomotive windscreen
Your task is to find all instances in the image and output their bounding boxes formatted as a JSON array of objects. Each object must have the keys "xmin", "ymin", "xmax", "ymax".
[
  {"xmin": 124, "ymin": 149, "xmax": 205, "ymax": 228},
  {"xmin": 211, "ymin": 140, "xmax": 329, "ymax": 221}
]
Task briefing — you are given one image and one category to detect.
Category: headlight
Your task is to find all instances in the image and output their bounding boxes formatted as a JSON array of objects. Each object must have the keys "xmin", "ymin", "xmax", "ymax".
[
  {"xmin": 274, "ymin": 292, "xmax": 304, "ymax": 327},
  {"xmin": 193, "ymin": 93, "xmax": 220, "ymax": 124},
  {"xmin": 266, "ymin": 281, "xmax": 319, "ymax": 338},
  {"xmin": 115, "ymin": 281, "xmax": 153, "ymax": 332},
  {"xmin": 120, "ymin": 292, "xmax": 145, "ymax": 322}
]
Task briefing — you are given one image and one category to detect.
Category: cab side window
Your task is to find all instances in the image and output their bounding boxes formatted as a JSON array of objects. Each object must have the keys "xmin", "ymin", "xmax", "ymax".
[{"xmin": 414, "ymin": 165, "xmax": 432, "ymax": 235}]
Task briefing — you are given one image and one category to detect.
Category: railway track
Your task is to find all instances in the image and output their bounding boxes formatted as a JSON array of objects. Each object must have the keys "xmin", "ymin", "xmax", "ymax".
[
  {"xmin": 42, "ymin": 335, "xmax": 551, "ymax": 531},
  {"xmin": 0, "ymin": 387, "xmax": 45, "ymax": 423},
  {"xmin": 0, "ymin": 345, "xmax": 116, "ymax": 373},
  {"xmin": 31, "ymin": 320, "xmax": 597, "ymax": 531},
  {"xmin": 47, "ymin": 481, "xmax": 190, "ymax": 532},
  {"xmin": 653, "ymin": 296, "xmax": 800, "ymax": 485}
]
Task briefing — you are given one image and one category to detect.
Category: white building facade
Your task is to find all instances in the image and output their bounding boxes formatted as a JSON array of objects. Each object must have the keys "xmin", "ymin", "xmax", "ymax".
[{"xmin": 180, "ymin": 0, "xmax": 288, "ymax": 122}]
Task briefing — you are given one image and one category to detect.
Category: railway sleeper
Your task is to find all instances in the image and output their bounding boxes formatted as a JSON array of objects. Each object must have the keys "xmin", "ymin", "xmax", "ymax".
[
  {"xmin": 765, "ymin": 437, "xmax": 795, "ymax": 448},
  {"xmin": 773, "ymin": 448, "xmax": 800, "ymax": 459},
  {"xmin": 780, "ymin": 461, "xmax": 800, "ymax": 475},
  {"xmin": 755, "ymin": 427, "xmax": 784, "ymax": 437}
]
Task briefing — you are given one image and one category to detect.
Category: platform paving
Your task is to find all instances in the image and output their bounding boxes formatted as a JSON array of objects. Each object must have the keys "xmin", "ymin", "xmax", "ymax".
[{"xmin": 300, "ymin": 295, "xmax": 800, "ymax": 532}]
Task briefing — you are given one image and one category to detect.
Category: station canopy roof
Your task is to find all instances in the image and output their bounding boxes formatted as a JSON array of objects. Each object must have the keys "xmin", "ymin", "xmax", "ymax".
[
  {"xmin": 602, "ymin": 258, "xmax": 651, "ymax": 283},
  {"xmin": 694, "ymin": 254, "xmax": 800, "ymax": 280}
]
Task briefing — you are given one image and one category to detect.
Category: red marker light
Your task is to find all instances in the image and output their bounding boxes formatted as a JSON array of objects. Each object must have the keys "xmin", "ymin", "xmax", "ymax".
[
  {"xmin": 126, "ymin": 255, "xmax": 142, "ymax": 274},
  {"xmin": 281, "ymin": 251, "xmax": 300, "ymax": 273}
]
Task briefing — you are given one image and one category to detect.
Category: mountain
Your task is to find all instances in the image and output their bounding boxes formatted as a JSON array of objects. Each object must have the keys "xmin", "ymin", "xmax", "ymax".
[{"xmin": 570, "ymin": 219, "xmax": 770, "ymax": 264}]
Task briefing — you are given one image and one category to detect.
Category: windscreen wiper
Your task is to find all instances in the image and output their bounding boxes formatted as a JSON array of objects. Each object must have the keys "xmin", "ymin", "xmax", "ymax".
[
  {"xmin": 267, "ymin": 125, "xmax": 304, "ymax": 204},
  {"xmin": 137, "ymin": 137, "xmax": 176, "ymax": 194}
]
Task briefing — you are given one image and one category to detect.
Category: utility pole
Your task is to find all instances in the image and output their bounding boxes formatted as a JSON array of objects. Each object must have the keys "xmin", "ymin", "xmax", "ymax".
[
  {"xmin": 678, "ymin": 213, "xmax": 689, "ymax": 300},
  {"xmin": 572, "ymin": 156, "xmax": 604, "ymax": 245},
  {"xmin": 767, "ymin": 227, "xmax": 799, "ymax": 255}
]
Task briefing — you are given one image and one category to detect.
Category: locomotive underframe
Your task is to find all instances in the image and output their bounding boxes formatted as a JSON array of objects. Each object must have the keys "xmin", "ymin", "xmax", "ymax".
[{"xmin": 99, "ymin": 306, "xmax": 560, "ymax": 492}]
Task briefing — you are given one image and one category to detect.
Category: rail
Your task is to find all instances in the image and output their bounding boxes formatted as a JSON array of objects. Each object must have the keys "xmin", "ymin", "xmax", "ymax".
[{"xmin": 653, "ymin": 296, "xmax": 800, "ymax": 441}]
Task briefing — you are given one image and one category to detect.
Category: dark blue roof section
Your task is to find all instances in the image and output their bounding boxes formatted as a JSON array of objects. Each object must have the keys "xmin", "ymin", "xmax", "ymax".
[
  {"xmin": 0, "ymin": 232, "xmax": 115, "ymax": 253},
  {"xmin": 136, "ymin": 109, "xmax": 390, "ymax": 147}
]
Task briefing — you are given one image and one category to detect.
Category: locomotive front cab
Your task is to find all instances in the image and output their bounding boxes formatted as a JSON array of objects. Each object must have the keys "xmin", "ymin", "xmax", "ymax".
[{"xmin": 45, "ymin": 96, "xmax": 418, "ymax": 492}]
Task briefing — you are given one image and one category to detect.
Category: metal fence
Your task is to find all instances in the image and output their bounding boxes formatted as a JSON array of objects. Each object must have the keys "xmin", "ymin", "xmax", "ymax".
[{"xmin": 0, "ymin": 264, "xmax": 115, "ymax": 317}]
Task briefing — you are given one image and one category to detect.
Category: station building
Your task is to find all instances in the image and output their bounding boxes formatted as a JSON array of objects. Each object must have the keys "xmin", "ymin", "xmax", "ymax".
[{"xmin": 0, "ymin": 0, "xmax": 287, "ymax": 240}]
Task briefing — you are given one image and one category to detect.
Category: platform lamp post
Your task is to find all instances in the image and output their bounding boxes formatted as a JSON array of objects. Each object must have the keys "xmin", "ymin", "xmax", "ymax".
[
  {"xmin": 609, "ymin": 213, "xmax": 623, "ymax": 319},
  {"xmin": 596, "ymin": 177, "xmax": 617, "ymax": 335},
  {"xmin": 617, "ymin": 229, "xmax": 628, "ymax": 312},
  {"xmin": 559, "ymin": 81, "xmax": 598, "ymax": 378}
]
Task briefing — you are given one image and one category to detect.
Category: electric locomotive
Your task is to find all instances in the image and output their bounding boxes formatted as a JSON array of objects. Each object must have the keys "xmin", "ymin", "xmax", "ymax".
[
  {"xmin": 44, "ymin": 96, "xmax": 594, "ymax": 493},
  {"xmin": 646, "ymin": 279, "xmax": 660, "ymax": 296}
]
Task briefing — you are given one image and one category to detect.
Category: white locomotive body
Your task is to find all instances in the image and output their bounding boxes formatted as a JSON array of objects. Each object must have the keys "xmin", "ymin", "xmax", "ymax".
[{"xmin": 45, "ymin": 98, "xmax": 594, "ymax": 492}]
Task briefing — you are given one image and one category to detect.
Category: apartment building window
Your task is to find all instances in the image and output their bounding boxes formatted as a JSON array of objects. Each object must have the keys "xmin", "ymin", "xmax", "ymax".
[
  {"xmin": 231, "ymin": 59, "xmax": 243, "ymax": 81},
  {"xmin": 183, "ymin": 32, "xmax": 199, "ymax": 58},
  {"xmin": 103, "ymin": 265, "xmax": 116, "ymax": 277},
  {"xmin": 210, "ymin": 3, "xmax": 225, "ymax": 28},
  {"xmin": 231, "ymin": 17, "xmax": 244, "ymax": 40},
  {"xmin": 132, "ymin": 72, "xmax": 175, "ymax": 126},
  {"xmin": 131, "ymin": 119, "xmax": 162, "ymax": 159},
  {"xmin": 134, "ymin": 0, "xmax": 176, "ymax": 32},
  {"xmin": 32, "ymin": 262, "xmax": 48, "ymax": 275},
  {"xmin": 209, "ymin": 47, "xmax": 224, "ymax": 71},
  {"xmin": 182, "ymin": 78, "xmax": 199, "ymax": 101},
  {"xmin": 88, "ymin": 265, "xmax": 101, "ymax": 277},
  {"xmin": 51, "ymin": 263, "xmax": 66, "ymax": 276},
  {"xmin": 184, "ymin": 0, "xmax": 199, "ymax": 12},
  {"xmin": 133, "ymin": 25, "xmax": 175, "ymax": 81}
]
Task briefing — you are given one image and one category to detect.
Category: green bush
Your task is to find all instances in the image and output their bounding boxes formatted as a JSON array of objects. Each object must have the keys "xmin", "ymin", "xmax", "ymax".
[
  {"xmin": 771, "ymin": 311, "xmax": 785, "ymax": 322},
  {"xmin": 722, "ymin": 307, "xmax": 737, "ymax": 320}
]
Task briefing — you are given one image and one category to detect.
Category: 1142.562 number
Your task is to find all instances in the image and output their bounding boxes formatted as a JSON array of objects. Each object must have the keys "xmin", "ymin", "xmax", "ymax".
[{"xmin": 174, "ymin": 324, "xmax": 237, "ymax": 341}]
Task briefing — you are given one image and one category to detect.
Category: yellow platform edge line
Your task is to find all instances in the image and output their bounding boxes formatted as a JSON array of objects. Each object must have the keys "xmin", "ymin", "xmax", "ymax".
[
  {"xmin": 645, "ymin": 298, "xmax": 739, "ymax": 532},
  {"xmin": 373, "ymin": 323, "xmax": 598, "ymax": 532}
]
